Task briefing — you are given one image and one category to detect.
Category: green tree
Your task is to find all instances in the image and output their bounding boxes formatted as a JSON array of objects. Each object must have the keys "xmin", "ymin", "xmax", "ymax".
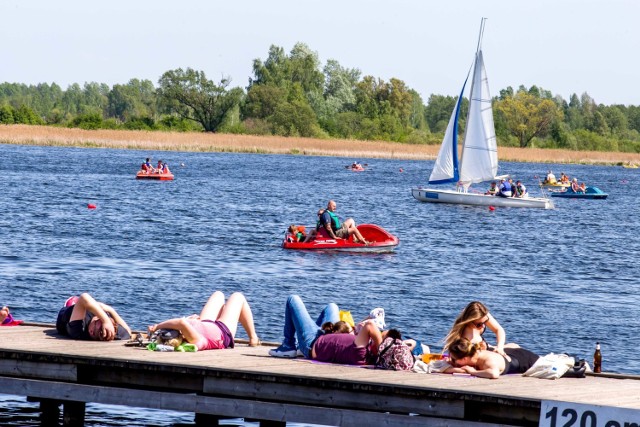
[
  {"xmin": 0, "ymin": 105, "xmax": 15, "ymax": 124},
  {"xmin": 108, "ymin": 79, "xmax": 156, "ymax": 122},
  {"xmin": 158, "ymin": 68, "xmax": 243, "ymax": 132},
  {"xmin": 494, "ymin": 89, "xmax": 562, "ymax": 148}
]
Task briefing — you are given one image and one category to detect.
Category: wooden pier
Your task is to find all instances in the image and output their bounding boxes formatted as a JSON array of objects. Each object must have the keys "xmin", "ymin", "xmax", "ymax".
[{"xmin": 1, "ymin": 325, "xmax": 639, "ymax": 426}]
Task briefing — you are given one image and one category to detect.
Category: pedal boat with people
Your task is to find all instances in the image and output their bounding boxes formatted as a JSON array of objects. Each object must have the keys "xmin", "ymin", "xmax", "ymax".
[
  {"xmin": 550, "ymin": 186, "xmax": 608, "ymax": 199},
  {"xmin": 136, "ymin": 171, "xmax": 174, "ymax": 181},
  {"xmin": 282, "ymin": 224, "xmax": 399, "ymax": 253}
]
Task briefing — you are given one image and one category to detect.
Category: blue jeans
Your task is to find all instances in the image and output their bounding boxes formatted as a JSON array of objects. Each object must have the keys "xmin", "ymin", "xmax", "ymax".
[{"xmin": 280, "ymin": 295, "xmax": 339, "ymax": 358}]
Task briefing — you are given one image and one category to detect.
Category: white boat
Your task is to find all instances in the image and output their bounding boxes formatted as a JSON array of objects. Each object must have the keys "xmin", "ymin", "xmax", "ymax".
[{"xmin": 411, "ymin": 19, "xmax": 554, "ymax": 210}]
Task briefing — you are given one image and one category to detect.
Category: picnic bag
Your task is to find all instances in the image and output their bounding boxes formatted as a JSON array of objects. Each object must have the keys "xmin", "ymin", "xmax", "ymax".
[{"xmin": 376, "ymin": 337, "xmax": 414, "ymax": 371}]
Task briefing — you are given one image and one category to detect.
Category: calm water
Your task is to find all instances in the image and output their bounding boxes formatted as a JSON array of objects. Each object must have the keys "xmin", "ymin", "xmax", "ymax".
[{"xmin": 1, "ymin": 144, "xmax": 638, "ymax": 425}]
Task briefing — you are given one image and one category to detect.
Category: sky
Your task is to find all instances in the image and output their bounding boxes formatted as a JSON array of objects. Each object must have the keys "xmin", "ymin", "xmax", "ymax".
[{"xmin": 3, "ymin": 0, "xmax": 639, "ymax": 106}]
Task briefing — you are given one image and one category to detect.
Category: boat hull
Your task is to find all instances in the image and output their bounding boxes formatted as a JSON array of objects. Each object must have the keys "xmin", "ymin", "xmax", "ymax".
[
  {"xmin": 282, "ymin": 224, "xmax": 399, "ymax": 253},
  {"xmin": 550, "ymin": 187, "xmax": 608, "ymax": 199},
  {"xmin": 136, "ymin": 172, "xmax": 174, "ymax": 181},
  {"xmin": 411, "ymin": 188, "xmax": 554, "ymax": 209},
  {"xmin": 539, "ymin": 182, "xmax": 570, "ymax": 189}
]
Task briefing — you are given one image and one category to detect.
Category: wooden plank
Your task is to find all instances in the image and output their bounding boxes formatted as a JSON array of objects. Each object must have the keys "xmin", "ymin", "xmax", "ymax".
[
  {"xmin": 0, "ymin": 377, "xmax": 496, "ymax": 426},
  {"xmin": 203, "ymin": 377, "xmax": 464, "ymax": 418},
  {"xmin": 0, "ymin": 359, "xmax": 77, "ymax": 381}
]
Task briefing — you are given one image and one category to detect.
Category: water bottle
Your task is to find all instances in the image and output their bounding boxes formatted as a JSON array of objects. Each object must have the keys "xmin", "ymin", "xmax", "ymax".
[{"xmin": 593, "ymin": 342, "xmax": 602, "ymax": 373}]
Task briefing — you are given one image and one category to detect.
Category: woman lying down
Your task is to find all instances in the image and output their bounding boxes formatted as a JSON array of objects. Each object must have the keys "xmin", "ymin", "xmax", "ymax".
[{"xmin": 444, "ymin": 338, "xmax": 540, "ymax": 379}]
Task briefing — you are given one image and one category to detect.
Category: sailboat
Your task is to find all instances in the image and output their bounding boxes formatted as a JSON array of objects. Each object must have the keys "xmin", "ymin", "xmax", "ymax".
[{"xmin": 411, "ymin": 19, "xmax": 554, "ymax": 209}]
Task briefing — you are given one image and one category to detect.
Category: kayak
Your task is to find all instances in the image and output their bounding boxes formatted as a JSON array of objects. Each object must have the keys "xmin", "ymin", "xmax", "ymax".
[
  {"xmin": 136, "ymin": 171, "xmax": 174, "ymax": 181},
  {"xmin": 550, "ymin": 186, "xmax": 608, "ymax": 199},
  {"xmin": 282, "ymin": 224, "xmax": 399, "ymax": 253}
]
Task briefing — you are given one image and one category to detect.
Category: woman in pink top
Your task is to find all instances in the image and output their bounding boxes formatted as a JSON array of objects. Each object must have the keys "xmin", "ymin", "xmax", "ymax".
[{"xmin": 148, "ymin": 291, "xmax": 260, "ymax": 350}]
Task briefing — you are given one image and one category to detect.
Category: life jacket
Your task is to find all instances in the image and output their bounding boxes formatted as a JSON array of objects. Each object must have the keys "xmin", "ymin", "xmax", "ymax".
[
  {"xmin": 325, "ymin": 210, "xmax": 341, "ymax": 231},
  {"xmin": 487, "ymin": 186, "xmax": 497, "ymax": 194},
  {"xmin": 515, "ymin": 184, "xmax": 526, "ymax": 196},
  {"xmin": 500, "ymin": 181, "xmax": 512, "ymax": 192},
  {"xmin": 295, "ymin": 225, "xmax": 307, "ymax": 241}
]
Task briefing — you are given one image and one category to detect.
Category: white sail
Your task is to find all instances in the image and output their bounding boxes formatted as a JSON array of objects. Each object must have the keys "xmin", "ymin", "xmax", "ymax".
[
  {"xmin": 428, "ymin": 94, "xmax": 461, "ymax": 183},
  {"xmin": 411, "ymin": 18, "xmax": 554, "ymax": 209},
  {"xmin": 459, "ymin": 50, "xmax": 498, "ymax": 184}
]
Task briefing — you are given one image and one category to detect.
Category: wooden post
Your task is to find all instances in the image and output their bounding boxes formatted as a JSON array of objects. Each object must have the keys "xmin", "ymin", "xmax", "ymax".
[
  {"xmin": 194, "ymin": 412, "xmax": 220, "ymax": 426},
  {"xmin": 62, "ymin": 401, "xmax": 86, "ymax": 427},
  {"xmin": 35, "ymin": 398, "xmax": 60, "ymax": 426}
]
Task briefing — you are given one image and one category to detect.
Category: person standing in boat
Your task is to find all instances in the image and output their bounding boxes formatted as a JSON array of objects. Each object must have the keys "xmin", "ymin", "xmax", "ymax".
[
  {"xmin": 513, "ymin": 180, "xmax": 527, "ymax": 198},
  {"xmin": 443, "ymin": 301, "xmax": 518, "ymax": 358},
  {"xmin": 497, "ymin": 179, "xmax": 512, "ymax": 198},
  {"xmin": 56, "ymin": 293, "xmax": 131, "ymax": 341},
  {"xmin": 319, "ymin": 200, "xmax": 369, "ymax": 245},
  {"xmin": 444, "ymin": 338, "xmax": 539, "ymax": 379}
]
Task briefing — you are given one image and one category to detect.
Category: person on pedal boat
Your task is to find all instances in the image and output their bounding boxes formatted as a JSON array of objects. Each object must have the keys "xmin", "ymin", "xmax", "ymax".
[{"xmin": 318, "ymin": 200, "xmax": 369, "ymax": 244}]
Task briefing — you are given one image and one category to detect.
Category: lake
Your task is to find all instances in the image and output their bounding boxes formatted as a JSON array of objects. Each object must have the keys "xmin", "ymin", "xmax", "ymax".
[{"xmin": 0, "ymin": 143, "xmax": 638, "ymax": 426}]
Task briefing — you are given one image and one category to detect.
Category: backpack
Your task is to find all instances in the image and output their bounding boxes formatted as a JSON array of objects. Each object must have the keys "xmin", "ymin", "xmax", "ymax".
[{"xmin": 376, "ymin": 337, "xmax": 414, "ymax": 371}]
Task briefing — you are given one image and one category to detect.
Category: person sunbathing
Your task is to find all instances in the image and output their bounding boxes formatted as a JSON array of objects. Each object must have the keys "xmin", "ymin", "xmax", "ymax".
[
  {"xmin": 148, "ymin": 291, "xmax": 259, "ymax": 351},
  {"xmin": 444, "ymin": 338, "xmax": 539, "ymax": 379},
  {"xmin": 56, "ymin": 293, "xmax": 131, "ymax": 341}
]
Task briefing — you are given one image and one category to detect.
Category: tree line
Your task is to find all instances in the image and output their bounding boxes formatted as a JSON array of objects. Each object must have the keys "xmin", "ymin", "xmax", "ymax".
[{"xmin": 1, "ymin": 42, "xmax": 639, "ymax": 153}]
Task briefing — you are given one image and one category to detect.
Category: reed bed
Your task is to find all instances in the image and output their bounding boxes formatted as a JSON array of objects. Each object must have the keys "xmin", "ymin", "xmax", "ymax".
[{"xmin": 1, "ymin": 125, "xmax": 638, "ymax": 165}]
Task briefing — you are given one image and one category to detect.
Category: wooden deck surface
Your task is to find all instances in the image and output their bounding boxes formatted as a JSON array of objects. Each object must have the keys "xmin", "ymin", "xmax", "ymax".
[{"xmin": 1, "ymin": 325, "xmax": 639, "ymax": 426}]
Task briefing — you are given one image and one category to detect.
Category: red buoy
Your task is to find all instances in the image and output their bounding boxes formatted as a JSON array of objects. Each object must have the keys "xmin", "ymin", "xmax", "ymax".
[
  {"xmin": 489, "ymin": 206, "xmax": 495, "ymax": 211},
  {"xmin": 399, "ymin": 168, "xmax": 404, "ymax": 172},
  {"xmin": 87, "ymin": 204, "xmax": 97, "ymax": 209}
]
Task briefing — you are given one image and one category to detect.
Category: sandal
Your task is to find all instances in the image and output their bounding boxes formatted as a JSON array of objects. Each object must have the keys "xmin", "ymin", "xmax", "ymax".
[{"xmin": 248, "ymin": 338, "xmax": 262, "ymax": 347}]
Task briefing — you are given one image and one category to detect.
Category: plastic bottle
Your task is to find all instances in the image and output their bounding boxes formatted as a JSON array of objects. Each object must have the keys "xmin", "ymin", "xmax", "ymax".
[{"xmin": 593, "ymin": 342, "xmax": 602, "ymax": 373}]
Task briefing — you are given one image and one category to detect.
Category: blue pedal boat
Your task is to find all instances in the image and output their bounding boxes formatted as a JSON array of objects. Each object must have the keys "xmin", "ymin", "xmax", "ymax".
[{"xmin": 550, "ymin": 186, "xmax": 608, "ymax": 199}]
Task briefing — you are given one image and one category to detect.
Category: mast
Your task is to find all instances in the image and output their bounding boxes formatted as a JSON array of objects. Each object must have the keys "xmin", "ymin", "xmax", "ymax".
[{"xmin": 458, "ymin": 17, "xmax": 487, "ymax": 180}]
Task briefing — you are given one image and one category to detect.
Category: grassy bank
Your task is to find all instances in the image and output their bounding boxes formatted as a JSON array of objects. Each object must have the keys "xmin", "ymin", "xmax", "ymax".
[{"xmin": 1, "ymin": 125, "xmax": 639, "ymax": 165}]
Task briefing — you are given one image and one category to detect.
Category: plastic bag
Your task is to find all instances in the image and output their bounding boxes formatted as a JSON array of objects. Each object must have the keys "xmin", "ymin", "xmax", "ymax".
[{"xmin": 523, "ymin": 353, "xmax": 574, "ymax": 379}]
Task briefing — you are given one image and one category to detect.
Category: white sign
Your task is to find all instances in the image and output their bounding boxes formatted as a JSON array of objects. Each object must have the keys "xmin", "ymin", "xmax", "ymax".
[{"xmin": 540, "ymin": 400, "xmax": 640, "ymax": 427}]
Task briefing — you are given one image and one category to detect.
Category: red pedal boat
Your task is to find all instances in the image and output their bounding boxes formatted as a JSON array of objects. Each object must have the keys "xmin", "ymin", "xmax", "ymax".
[
  {"xmin": 282, "ymin": 224, "xmax": 399, "ymax": 253},
  {"xmin": 136, "ymin": 171, "xmax": 174, "ymax": 181}
]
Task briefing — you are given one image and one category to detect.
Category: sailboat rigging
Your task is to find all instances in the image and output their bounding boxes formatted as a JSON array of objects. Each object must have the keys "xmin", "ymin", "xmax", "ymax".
[{"xmin": 412, "ymin": 18, "xmax": 554, "ymax": 209}]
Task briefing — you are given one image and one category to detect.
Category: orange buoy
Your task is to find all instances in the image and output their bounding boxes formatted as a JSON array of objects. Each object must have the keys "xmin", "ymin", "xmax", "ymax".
[
  {"xmin": 489, "ymin": 206, "xmax": 495, "ymax": 211},
  {"xmin": 87, "ymin": 204, "xmax": 97, "ymax": 209}
]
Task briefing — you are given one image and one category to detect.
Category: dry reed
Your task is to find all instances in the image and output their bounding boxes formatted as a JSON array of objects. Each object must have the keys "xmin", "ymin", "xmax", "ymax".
[{"xmin": 1, "ymin": 125, "xmax": 639, "ymax": 165}]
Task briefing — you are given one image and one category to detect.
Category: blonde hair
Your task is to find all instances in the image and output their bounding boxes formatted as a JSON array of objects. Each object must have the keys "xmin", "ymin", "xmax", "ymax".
[{"xmin": 443, "ymin": 301, "xmax": 489, "ymax": 352}]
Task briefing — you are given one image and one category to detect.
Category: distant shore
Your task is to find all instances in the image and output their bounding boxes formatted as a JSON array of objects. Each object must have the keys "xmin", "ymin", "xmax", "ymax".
[{"xmin": 1, "ymin": 125, "xmax": 639, "ymax": 166}]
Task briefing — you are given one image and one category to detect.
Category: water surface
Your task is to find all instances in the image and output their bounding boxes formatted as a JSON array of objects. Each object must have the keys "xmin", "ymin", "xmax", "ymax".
[{"xmin": 1, "ymin": 144, "xmax": 638, "ymax": 425}]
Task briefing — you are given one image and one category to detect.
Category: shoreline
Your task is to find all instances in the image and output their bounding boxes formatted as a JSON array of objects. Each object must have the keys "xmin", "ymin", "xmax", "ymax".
[{"xmin": 1, "ymin": 125, "xmax": 639, "ymax": 166}]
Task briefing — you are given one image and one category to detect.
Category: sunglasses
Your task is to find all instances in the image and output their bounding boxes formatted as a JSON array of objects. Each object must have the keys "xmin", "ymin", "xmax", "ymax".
[{"xmin": 472, "ymin": 318, "xmax": 488, "ymax": 329}]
